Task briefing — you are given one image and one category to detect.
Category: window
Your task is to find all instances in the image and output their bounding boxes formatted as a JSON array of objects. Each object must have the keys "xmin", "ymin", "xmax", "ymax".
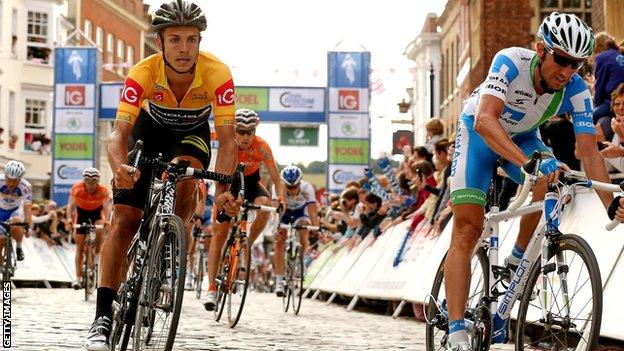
[
  {"xmin": 8, "ymin": 91, "xmax": 16, "ymax": 150},
  {"xmin": 106, "ymin": 33, "xmax": 114, "ymax": 64},
  {"xmin": 96, "ymin": 26, "xmax": 103, "ymax": 49},
  {"xmin": 538, "ymin": 0, "xmax": 592, "ymax": 32},
  {"xmin": 126, "ymin": 45, "xmax": 134, "ymax": 67},
  {"xmin": 117, "ymin": 39, "xmax": 125, "ymax": 75},
  {"xmin": 27, "ymin": 10, "xmax": 51, "ymax": 63},
  {"xmin": 24, "ymin": 98, "xmax": 46, "ymax": 129},
  {"xmin": 11, "ymin": 8, "xmax": 17, "ymax": 56},
  {"xmin": 84, "ymin": 20, "xmax": 92, "ymax": 42}
]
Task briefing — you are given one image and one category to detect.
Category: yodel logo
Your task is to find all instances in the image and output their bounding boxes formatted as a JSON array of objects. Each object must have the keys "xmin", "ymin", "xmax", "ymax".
[{"xmin": 57, "ymin": 165, "xmax": 83, "ymax": 180}]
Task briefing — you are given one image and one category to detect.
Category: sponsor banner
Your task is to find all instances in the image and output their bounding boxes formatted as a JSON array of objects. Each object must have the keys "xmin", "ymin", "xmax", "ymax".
[
  {"xmin": 235, "ymin": 87, "xmax": 269, "ymax": 111},
  {"xmin": 317, "ymin": 234, "xmax": 375, "ymax": 293},
  {"xmin": 280, "ymin": 126, "xmax": 319, "ymax": 146},
  {"xmin": 327, "ymin": 164, "xmax": 367, "ymax": 191},
  {"xmin": 328, "ymin": 52, "xmax": 370, "ymax": 88},
  {"xmin": 329, "ymin": 113, "xmax": 369, "ymax": 139},
  {"xmin": 54, "ymin": 134, "xmax": 94, "ymax": 159},
  {"xmin": 54, "ymin": 109, "xmax": 95, "ymax": 133},
  {"xmin": 53, "ymin": 159, "xmax": 93, "ymax": 185},
  {"xmin": 304, "ymin": 243, "xmax": 337, "ymax": 289},
  {"xmin": 14, "ymin": 238, "xmax": 73, "ymax": 283},
  {"xmin": 52, "ymin": 184, "xmax": 73, "ymax": 207},
  {"xmin": 268, "ymin": 88, "xmax": 325, "ymax": 113},
  {"xmin": 328, "ymin": 87, "xmax": 369, "ymax": 113},
  {"xmin": 392, "ymin": 130, "xmax": 414, "ymax": 154},
  {"xmin": 55, "ymin": 84, "xmax": 96, "ymax": 108},
  {"xmin": 54, "ymin": 47, "xmax": 98, "ymax": 84},
  {"xmin": 329, "ymin": 139, "xmax": 369, "ymax": 164},
  {"xmin": 99, "ymin": 82, "xmax": 123, "ymax": 119}
]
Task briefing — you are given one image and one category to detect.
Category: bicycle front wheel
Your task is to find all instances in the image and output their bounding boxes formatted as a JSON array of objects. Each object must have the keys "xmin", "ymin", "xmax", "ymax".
[
  {"xmin": 83, "ymin": 244, "xmax": 91, "ymax": 301},
  {"xmin": 425, "ymin": 247, "xmax": 489, "ymax": 351},
  {"xmin": 134, "ymin": 215, "xmax": 187, "ymax": 351},
  {"xmin": 195, "ymin": 252, "xmax": 204, "ymax": 300},
  {"xmin": 282, "ymin": 245, "xmax": 292, "ymax": 313},
  {"xmin": 226, "ymin": 236, "xmax": 251, "ymax": 328},
  {"xmin": 515, "ymin": 234, "xmax": 602, "ymax": 351},
  {"xmin": 291, "ymin": 245, "xmax": 305, "ymax": 315},
  {"xmin": 214, "ymin": 238, "xmax": 231, "ymax": 322}
]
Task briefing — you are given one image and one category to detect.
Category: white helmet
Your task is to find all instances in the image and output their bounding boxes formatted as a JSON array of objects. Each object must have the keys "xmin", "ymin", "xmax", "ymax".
[
  {"xmin": 538, "ymin": 12, "xmax": 595, "ymax": 59},
  {"xmin": 4, "ymin": 160, "xmax": 26, "ymax": 179},
  {"xmin": 235, "ymin": 109, "xmax": 260, "ymax": 129}
]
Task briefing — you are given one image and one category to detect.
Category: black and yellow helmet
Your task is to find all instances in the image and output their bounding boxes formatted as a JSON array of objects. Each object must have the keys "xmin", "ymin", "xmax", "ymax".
[{"xmin": 152, "ymin": 0, "xmax": 207, "ymax": 32}]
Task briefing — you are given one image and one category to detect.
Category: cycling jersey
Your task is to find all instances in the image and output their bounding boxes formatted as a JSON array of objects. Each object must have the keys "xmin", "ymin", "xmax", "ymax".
[
  {"xmin": 450, "ymin": 47, "xmax": 595, "ymax": 207},
  {"xmin": 116, "ymin": 52, "xmax": 235, "ymax": 129},
  {"xmin": 0, "ymin": 174, "xmax": 32, "ymax": 221},
  {"xmin": 272, "ymin": 180, "xmax": 316, "ymax": 211},
  {"xmin": 238, "ymin": 136, "xmax": 276, "ymax": 177},
  {"xmin": 71, "ymin": 181, "xmax": 110, "ymax": 211}
]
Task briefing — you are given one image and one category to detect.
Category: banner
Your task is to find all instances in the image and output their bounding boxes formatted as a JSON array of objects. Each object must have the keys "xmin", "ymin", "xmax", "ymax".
[
  {"xmin": 235, "ymin": 87, "xmax": 269, "ymax": 111},
  {"xmin": 280, "ymin": 126, "xmax": 319, "ymax": 146},
  {"xmin": 99, "ymin": 82, "xmax": 123, "ymax": 119},
  {"xmin": 328, "ymin": 114, "xmax": 369, "ymax": 139},
  {"xmin": 327, "ymin": 164, "xmax": 367, "ymax": 192}
]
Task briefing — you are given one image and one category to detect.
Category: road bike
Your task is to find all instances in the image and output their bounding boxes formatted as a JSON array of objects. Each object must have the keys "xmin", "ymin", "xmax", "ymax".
[
  {"xmin": 73, "ymin": 221, "xmax": 104, "ymax": 301},
  {"xmin": 0, "ymin": 221, "xmax": 27, "ymax": 283},
  {"xmin": 425, "ymin": 155, "xmax": 622, "ymax": 350},
  {"xmin": 278, "ymin": 223, "xmax": 319, "ymax": 315},
  {"xmin": 193, "ymin": 227, "xmax": 208, "ymax": 300},
  {"xmin": 109, "ymin": 141, "xmax": 237, "ymax": 351}
]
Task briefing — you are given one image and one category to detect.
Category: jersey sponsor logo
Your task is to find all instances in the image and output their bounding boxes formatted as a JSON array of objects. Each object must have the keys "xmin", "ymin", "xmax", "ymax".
[
  {"xmin": 485, "ymin": 84, "xmax": 507, "ymax": 95},
  {"xmin": 216, "ymin": 79, "xmax": 235, "ymax": 106},
  {"xmin": 121, "ymin": 78, "xmax": 143, "ymax": 107},
  {"xmin": 65, "ymin": 85, "xmax": 86, "ymax": 106},
  {"xmin": 153, "ymin": 92, "xmax": 164, "ymax": 101},
  {"xmin": 145, "ymin": 101, "xmax": 212, "ymax": 131},
  {"xmin": 512, "ymin": 98, "xmax": 530, "ymax": 106},
  {"xmin": 192, "ymin": 91, "xmax": 208, "ymax": 100},
  {"xmin": 514, "ymin": 90, "xmax": 533, "ymax": 98},
  {"xmin": 338, "ymin": 89, "xmax": 359, "ymax": 110},
  {"xmin": 576, "ymin": 120, "xmax": 593, "ymax": 129}
]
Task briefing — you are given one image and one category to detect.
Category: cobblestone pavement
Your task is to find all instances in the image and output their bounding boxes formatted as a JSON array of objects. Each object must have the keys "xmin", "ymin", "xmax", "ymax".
[{"xmin": 9, "ymin": 288, "xmax": 516, "ymax": 351}]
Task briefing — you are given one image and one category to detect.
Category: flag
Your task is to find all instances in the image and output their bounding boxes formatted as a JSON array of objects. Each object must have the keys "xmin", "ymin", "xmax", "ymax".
[{"xmin": 371, "ymin": 78, "xmax": 385, "ymax": 95}]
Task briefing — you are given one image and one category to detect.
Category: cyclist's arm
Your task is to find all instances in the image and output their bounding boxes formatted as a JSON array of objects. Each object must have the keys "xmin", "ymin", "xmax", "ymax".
[
  {"xmin": 307, "ymin": 202, "xmax": 320, "ymax": 227},
  {"xmin": 66, "ymin": 195, "xmax": 76, "ymax": 224},
  {"xmin": 101, "ymin": 196, "xmax": 111, "ymax": 224},
  {"xmin": 107, "ymin": 120, "xmax": 134, "ymax": 178},
  {"xmin": 474, "ymin": 94, "xmax": 528, "ymax": 167},
  {"xmin": 575, "ymin": 133, "xmax": 613, "ymax": 208},
  {"xmin": 214, "ymin": 123, "xmax": 237, "ymax": 197},
  {"xmin": 262, "ymin": 146, "xmax": 284, "ymax": 201},
  {"xmin": 23, "ymin": 202, "xmax": 32, "ymax": 226}
]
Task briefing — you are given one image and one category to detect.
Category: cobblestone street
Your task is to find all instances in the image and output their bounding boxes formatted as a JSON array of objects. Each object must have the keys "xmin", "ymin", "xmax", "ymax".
[{"xmin": 8, "ymin": 288, "xmax": 516, "ymax": 350}]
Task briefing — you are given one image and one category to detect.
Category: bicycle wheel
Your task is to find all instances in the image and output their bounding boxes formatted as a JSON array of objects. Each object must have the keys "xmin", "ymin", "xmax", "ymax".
[
  {"xmin": 515, "ymin": 234, "xmax": 602, "ymax": 351},
  {"xmin": 2, "ymin": 240, "xmax": 12, "ymax": 282},
  {"xmin": 226, "ymin": 236, "xmax": 251, "ymax": 328},
  {"xmin": 425, "ymin": 247, "xmax": 489, "ymax": 351},
  {"xmin": 214, "ymin": 238, "xmax": 231, "ymax": 322},
  {"xmin": 134, "ymin": 215, "xmax": 187, "ymax": 351},
  {"xmin": 282, "ymin": 246, "xmax": 292, "ymax": 313},
  {"xmin": 291, "ymin": 245, "xmax": 305, "ymax": 315},
  {"xmin": 195, "ymin": 252, "xmax": 204, "ymax": 300},
  {"xmin": 83, "ymin": 244, "xmax": 90, "ymax": 301}
]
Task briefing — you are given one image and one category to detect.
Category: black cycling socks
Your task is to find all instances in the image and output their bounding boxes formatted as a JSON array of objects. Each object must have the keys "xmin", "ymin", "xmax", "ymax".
[{"xmin": 95, "ymin": 287, "xmax": 117, "ymax": 319}]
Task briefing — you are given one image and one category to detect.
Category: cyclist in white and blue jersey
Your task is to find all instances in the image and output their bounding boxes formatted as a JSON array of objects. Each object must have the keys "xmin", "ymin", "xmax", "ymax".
[
  {"xmin": 444, "ymin": 12, "xmax": 624, "ymax": 350},
  {"xmin": 0, "ymin": 161, "xmax": 33, "ymax": 263}
]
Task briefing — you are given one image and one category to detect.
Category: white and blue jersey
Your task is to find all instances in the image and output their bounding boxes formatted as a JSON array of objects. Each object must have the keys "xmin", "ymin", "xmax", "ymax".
[
  {"xmin": 272, "ymin": 181, "xmax": 317, "ymax": 225},
  {"xmin": 450, "ymin": 47, "xmax": 595, "ymax": 207},
  {"xmin": 0, "ymin": 174, "xmax": 32, "ymax": 221}
]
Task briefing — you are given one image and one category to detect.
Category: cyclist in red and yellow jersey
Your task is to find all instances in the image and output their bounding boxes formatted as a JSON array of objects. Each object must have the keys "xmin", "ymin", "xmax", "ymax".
[
  {"xmin": 204, "ymin": 108, "xmax": 285, "ymax": 310},
  {"xmin": 85, "ymin": 1, "xmax": 241, "ymax": 349},
  {"xmin": 66, "ymin": 168, "xmax": 110, "ymax": 290}
]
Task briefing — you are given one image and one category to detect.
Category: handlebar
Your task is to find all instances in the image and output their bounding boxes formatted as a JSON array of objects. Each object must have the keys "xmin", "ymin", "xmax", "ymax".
[
  {"xmin": 73, "ymin": 223, "xmax": 105, "ymax": 230},
  {"xmin": 244, "ymin": 203, "xmax": 279, "ymax": 213},
  {"xmin": 279, "ymin": 223, "xmax": 321, "ymax": 231},
  {"xmin": 507, "ymin": 152, "xmax": 542, "ymax": 212}
]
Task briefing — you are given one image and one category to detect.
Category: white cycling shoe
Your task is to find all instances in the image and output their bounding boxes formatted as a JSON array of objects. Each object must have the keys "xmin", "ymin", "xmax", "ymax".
[{"xmin": 203, "ymin": 290, "xmax": 216, "ymax": 311}]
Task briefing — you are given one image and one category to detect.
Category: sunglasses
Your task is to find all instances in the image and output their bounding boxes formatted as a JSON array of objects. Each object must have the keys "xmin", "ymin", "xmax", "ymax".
[
  {"xmin": 545, "ymin": 46, "xmax": 586, "ymax": 70},
  {"xmin": 286, "ymin": 184, "xmax": 299, "ymax": 190},
  {"xmin": 235, "ymin": 128, "xmax": 255, "ymax": 136}
]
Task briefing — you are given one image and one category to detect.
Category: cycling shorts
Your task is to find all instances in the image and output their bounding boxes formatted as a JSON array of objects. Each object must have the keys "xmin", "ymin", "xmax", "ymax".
[
  {"xmin": 280, "ymin": 204, "xmax": 313, "ymax": 226},
  {"xmin": 450, "ymin": 113, "xmax": 551, "ymax": 207},
  {"xmin": 75, "ymin": 206, "xmax": 103, "ymax": 234},
  {"xmin": 243, "ymin": 171, "xmax": 270, "ymax": 203}
]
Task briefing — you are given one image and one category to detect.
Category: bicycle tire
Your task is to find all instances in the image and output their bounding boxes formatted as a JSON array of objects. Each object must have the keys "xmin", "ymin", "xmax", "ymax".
[
  {"xmin": 133, "ymin": 214, "xmax": 187, "ymax": 351},
  {"xmin": 110, "ymin": 241, "xmax": 141, "ymax": 351},
  {"xmin": 214, "ymin": 237, "xmax": 231, "ymax": 322},
  {"xmin": 425, "ymin": 247, "xmax": 489, "ymax": 351},
  {"xmin": 84, "ymin": 244, "xmax": 90, "ymax": 301},
  {"xmin": 195, "ymin": 252, "xmax": 204, "ymax": 300},
  {"xmin": 2, "ymin": 240, "xmax": 12, "ymax": 282},
  {"xmin": 515, "ymin": 234, "xmax": 602, "ymax": 351},
  {"xmin": 227, "ymin": 236, "xmax": 251, "ymax": 328},
  {"xmin": 292, "ymin": 245, "xmax": 305, "ymax": 315},
  {"xmin": 282, "ymin": 243, "xmax": 292, "ymax": 313}
]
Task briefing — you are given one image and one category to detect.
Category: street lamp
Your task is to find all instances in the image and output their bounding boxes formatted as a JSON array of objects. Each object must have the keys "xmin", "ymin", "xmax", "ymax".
[{"xmin": 429, "ymin": 62, "xmax": 434, "ymax": 118}]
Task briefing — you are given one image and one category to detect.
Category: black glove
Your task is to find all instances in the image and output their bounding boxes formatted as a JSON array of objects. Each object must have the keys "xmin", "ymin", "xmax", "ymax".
[{"xmin": 607, "ymin": 196, "xmax": 622, "ymax": 220}]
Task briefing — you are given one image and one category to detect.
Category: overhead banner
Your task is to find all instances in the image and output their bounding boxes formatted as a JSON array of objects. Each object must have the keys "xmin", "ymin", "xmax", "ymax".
[
  {"xmin": 52, "ymin": 47, "xmax": 99, "ymax": 206},
  {"xmin": 99, "ymin": 82, "xmax": 123, "ymax": 119},
  {"xmin": 327, "ymin": 51, "xmax": 371, "ymax": 193},
  {"xmin": 280, "ymin": 126, "xmax": 319, "ymax": 146}
]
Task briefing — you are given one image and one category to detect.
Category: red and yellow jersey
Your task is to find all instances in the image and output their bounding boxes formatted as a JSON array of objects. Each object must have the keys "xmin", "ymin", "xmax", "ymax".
[
  {"xmin": 238, "ymin": 136, "xmax": 276, "ymax": 176},
  {"xmin": 70, "ymin": 182, "xmax": 110, "ymax": 211},
  {"xmin": 115, "ymin": 52, "xmax": 236, "ymax": 129}
]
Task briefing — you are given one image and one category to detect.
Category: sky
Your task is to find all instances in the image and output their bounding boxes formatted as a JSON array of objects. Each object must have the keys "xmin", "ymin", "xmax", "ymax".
[{"xmin": 143, "ymin": 0, "xmax": 447, "ymax": 164}]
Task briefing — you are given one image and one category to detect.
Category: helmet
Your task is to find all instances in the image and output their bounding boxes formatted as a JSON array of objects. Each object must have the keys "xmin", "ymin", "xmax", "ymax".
[
  {"xmin": 4, "ymin": 160, "xmax": 25, "ymax": 179},
  {"xmin": 280, "ymin": 166, "xmax": 302, "ymax": 187},
  {"xmin": 152, "ymin": 0, "xmax": 207, "ymax": 32},
  {"xmin": 82, "ymin": 167, "xmax": 100, "ymax": 180},
  {"xmin": 538, "ymin": 12, "xmax": 595, "ymax": 60},
  {"xmin": 235, "ymin": 109, "xmax": 260, "ymax": 129}
]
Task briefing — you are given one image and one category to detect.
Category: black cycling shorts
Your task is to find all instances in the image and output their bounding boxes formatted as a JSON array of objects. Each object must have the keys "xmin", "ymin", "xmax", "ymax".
[
  {"xmin": 113, "ymin": 109, "xmax": 212, "ymax": 210},
  {"xmin": 244, "ymin": 171, "xmax": 270, "ymax": 203},
  {"xmin": 75, "ymin": 206, "xmax": 103, "ymax": 234}
]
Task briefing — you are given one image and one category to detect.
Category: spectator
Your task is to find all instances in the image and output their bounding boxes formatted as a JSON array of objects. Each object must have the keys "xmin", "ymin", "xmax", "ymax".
[
  {"xmin": 424, "ymin": 118, "xmax": 445, "ymax": 154},
  {"xmin": 541, "ymin": 113, "xmax": 581, "ymax": 171},
  {"xmin": 592, "ymin": 32, "xmax": 624, "ymax": 128},
  {"xmin": 357, "ymin": 193, "xmax": 387, "ymax": 239},
  {"xmin": 598, "ymin": 84, "xmax": 624, "ymax": 172},
  {"xmin": 33, "ymin": 202, "xmax": 61, "ymax": 246}
]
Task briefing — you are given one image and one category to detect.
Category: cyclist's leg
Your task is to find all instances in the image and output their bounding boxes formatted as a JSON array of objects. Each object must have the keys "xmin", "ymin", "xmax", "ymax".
[
  {"xmin": 248, "ymin": 190, "xmax": 272, "ymax": 247},
  {"xmin": 94, "ymin": 216, "xmax": 106, "ymax": 268},
  {"xmin": 447, "ymin": 115, "xmax": 498, "ymax": 347},
  {"xmin": 74, "ymin": 230, "xmax": 87, "ymax": 280},
  {"xmin": 207, "ymin": 220, "xmax": 229, "ymax": 292},
  {"xmin": 9, "ymin": 210, "xmax": 26, "ymax": 259},
  {"xmin": 294, "ymin": 217, "xmax": 311, "ymax": 255}
]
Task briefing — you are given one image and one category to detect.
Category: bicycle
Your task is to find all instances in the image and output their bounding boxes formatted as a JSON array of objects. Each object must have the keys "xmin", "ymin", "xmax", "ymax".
[
  {"xmin": 277, "ymin": 223, "xmax": 319, "ymax": 315},
  {"xmin": 73, "ymin": 221, "xmax": 104, "ymax": 301},
  {"xmin": 213, "ymin": 185, "xmax": 279, "ymax": 328},
  {"xmin": 425, "ymin": 154, "xmax": 623, "ymax": 351},
  {"xmin": 109, "ymin": 140, "xmax": 237, "ymax": 351},
  {"xmin": 0, "ymin": 221, "xmax": 28, "ymax": 283},
  {"xmin": 193, "ymin": 227, "xmax": 208, "ymax": 300}
]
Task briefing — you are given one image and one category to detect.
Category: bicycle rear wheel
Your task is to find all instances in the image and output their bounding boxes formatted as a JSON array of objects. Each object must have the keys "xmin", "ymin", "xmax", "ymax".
[
  {"xmin": 134, "ymin": 215, "xmax": 187, "ymax": 351},
  {"xmin": 291, "ymin": 245, "xmax": 304, "ymax": 315},
  {"xmin": 515, "ymin": 234, "xmax": 602, "ymax": 351},
  {"xmin": 226, "ymin": 236, "xmax": 251, "ymax": 328},
  {"xmin": 425, "ymin": 247, "xmax": 489, "ymax": 351}
]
